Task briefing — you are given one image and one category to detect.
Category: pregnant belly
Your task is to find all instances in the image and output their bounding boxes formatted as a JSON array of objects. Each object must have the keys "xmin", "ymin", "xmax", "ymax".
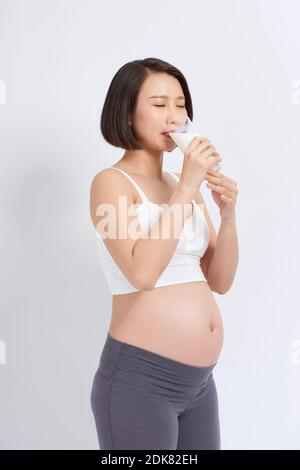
[{"xmin": 109, "ymin": 281, "xmax": 224, "ymax": 367}]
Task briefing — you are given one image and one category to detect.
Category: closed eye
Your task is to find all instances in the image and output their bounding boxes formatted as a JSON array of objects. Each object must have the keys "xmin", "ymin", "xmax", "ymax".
[{"xmin": 154, "ymin": 105, "xmax": 185, "ymax": 108}]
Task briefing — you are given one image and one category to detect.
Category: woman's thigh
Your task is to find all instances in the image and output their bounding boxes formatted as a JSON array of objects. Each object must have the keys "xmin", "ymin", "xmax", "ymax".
[
  {"xmin": 177, "ymin": 374, "xmax": 221, "ymax": 450},
  {"xmin": 91, "ymin": 372, "xmax": 179, "ymax": 450},
  {"xmin": 90, "ymin": 333, "xmax": 218, "ymax": 450}
]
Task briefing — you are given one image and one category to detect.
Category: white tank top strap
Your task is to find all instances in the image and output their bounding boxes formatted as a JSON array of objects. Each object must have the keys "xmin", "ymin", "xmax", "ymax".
[{"xmin": 109, "ymin": 167, "xmax": 148, "ymax": 204}]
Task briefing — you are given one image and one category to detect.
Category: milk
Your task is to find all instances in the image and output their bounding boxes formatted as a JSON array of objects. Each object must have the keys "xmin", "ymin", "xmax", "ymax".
[
  {"xmin": 169, "ymin": 131, "xmax": 199, "ymax": 153},
  {"xmin": 170, "ymin": 128, "xmax": 221, "ymax": 172}
]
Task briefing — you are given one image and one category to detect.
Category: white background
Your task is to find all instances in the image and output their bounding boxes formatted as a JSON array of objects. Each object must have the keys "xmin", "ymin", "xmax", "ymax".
[{"xmin": 0, "ymin": 0, "xmax": 299, "ymax": 449}]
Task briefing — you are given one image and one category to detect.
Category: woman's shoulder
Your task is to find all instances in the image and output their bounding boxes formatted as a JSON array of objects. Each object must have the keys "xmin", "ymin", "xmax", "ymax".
[
  {"xmin": 90, "ymin": 166, "xmax": 134, "ymax": 193},
  {"xmin": 90, "ymin": 167, "xmax": 137, "ymax": 226}
]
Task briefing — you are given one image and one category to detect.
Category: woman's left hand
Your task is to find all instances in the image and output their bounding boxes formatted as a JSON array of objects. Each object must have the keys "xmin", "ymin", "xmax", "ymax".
[{"xmin": 203, "ymin": 169, "xmax": 239, "ymax": 220}]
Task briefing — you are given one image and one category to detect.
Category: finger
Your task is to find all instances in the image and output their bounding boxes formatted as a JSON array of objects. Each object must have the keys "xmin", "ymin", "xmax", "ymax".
[
  {"xmin": 225, "ymin": 177, "xmax": 237, "ymax": 186},
  {"xmin": 222, "ymin": 175, "xmax": 237, "ymax": 185},
  {"xmin": 205, "ymin": 176, "xmax": 236, "ymax": 191},
  {"xmin": 221, "ymin": 194, "xmax": 235, "ymax": 204},
  {"xmin": 206, "ymin": 183, "xmax": 235, "ymax": 198},
  {"xmin": 185, "ymin": 136, "xmax": 209, "ymax": 154},
  {"xmin": 207, "ymin": 170, "xmax": 237, "ymax": 186},
  {"xmin": 206, "ymin": 170, "xmax": 222, "ymax": 178}
]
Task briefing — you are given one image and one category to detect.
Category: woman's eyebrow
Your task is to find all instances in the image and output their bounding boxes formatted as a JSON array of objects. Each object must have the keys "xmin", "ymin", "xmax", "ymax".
[{"xmin": 148, "ymin": 95, "xmax": 185, "ymax": 99}]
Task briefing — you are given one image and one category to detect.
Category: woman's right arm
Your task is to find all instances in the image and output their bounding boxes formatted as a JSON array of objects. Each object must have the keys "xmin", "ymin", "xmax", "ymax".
[
  {"xmin": 90, "ymin": 138, "xmax": 221, "ymax": 291},
  {"xmin": 131, "ymin": 182, "xmax": 196, "ymax": 289},
  {"xmin": 90, "ymin": 169, "xmax": 195, "ymax": 291}
]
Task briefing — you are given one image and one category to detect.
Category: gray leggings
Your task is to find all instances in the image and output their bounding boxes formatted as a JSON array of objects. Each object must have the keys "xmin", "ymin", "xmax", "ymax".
[{"xmin": 90, "ymin": 332, "xmax": 221, "ymax": 450}]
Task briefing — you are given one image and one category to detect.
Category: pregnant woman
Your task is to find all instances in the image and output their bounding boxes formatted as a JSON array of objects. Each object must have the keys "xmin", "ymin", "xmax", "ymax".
[{"xmin": 90, "ymin": 58, "xmax": 239, "ymax": 450}]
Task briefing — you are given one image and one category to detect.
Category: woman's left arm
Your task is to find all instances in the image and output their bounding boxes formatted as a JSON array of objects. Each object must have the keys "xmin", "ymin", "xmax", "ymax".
[
  {"xmin": 203, "ymin": 169, "xmax": 239, "ymax": 294},
  {"xmin": 206, "ymin": 214, "xmax": 239, "ymax": 294}
]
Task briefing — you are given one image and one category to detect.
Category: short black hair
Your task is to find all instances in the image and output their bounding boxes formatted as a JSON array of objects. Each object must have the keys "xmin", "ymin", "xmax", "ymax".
[{"xmin": 100, "ymin": 57, "xmax": 193, "ymax": 150}]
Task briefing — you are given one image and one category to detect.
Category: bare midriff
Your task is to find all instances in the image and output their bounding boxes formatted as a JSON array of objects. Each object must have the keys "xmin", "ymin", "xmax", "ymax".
[
  {"xmin": 109, "ymin": 280, "xmax": 224, "ymax": 367},
  {"xmin": 102, "ymin": 166, "xmax": 224, "ymax": 368}
]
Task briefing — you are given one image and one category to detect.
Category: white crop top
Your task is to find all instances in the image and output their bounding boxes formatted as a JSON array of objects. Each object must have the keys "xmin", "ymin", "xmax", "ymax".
[{"xmin": 95, "ymin": 167, "xmax": 210, "ymax": 295}]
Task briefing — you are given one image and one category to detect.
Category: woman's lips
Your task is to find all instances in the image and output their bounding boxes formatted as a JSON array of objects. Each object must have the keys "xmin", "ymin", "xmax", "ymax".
[{"xmin": 162, "ymin": 133, "xmax": 173, "ymax": 140}]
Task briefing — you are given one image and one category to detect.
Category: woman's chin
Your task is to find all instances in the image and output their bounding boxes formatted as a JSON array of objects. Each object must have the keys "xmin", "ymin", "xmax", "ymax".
[{"xmin": 162, "ymin": 140, "xmax": 176, "ymax": 149}]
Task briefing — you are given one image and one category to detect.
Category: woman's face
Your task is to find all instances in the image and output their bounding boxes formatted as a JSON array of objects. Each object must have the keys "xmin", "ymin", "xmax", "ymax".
[{"xmin": 131, "ymin": 72, "xmax": 188, "ymax": 152}]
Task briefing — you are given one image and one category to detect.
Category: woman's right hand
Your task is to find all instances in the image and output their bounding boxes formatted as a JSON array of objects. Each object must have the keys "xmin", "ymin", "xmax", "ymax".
[{"xmin": 179, "ymin": 136, "xmax": 222, "ymax": 194}]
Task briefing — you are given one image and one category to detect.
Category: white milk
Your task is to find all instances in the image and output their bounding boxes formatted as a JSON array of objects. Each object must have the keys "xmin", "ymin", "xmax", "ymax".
[{"xmin": 170, "ymin": 131, "xmax": 221, "ymax": 172}]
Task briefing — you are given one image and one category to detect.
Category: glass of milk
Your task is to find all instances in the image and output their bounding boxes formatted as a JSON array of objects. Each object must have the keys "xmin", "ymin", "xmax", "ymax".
[{"xmin": 169, "ymin": 116, "xmax": 221, "ymax": 172}]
